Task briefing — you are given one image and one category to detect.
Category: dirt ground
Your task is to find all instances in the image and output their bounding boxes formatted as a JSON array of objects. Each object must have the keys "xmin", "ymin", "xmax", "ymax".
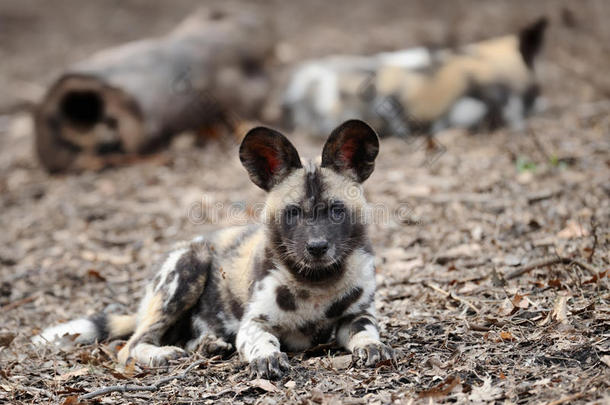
[{"xmin": 0, "ymin": 1, "xmax": 609, "ymax": 404}]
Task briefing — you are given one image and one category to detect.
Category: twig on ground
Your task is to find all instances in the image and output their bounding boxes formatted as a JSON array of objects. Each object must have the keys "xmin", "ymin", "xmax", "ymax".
[
  {"xmin": 467, "ymin": 322, "xmax": 491, "ymax": 332},
  {"xmin": 587, "ymin": 217, "xmax": 598, "ymax": 263},
  {"xmin": 79, "ymin": 384, "xmax": 157, "ymax": 399},
  {"xmin": 0, "ymin": 294, "xmax": 38, "ymax": 313},
  {"xmin": 506, "ymin": 257, "xmax": 597, "ymax": 280},
  {"xmin": 423, "ymin": 281, "xmax": 480, "ymax": 314},
  {"xmin": 526, "ymin": 188, "xmax": 562, "ymax": 204},
  {"xmin": 79, "ymin": 358, "xmax": 207, "ymax": 400},
  {"xmin": 570, "ymin": 259, "xmax": 598, "ymax": 276},
  {"xmin": 547, "ymin": 392, "xmax": 586, "ymax": 405},
  {"xmin": 199, "ymin": 387, "xmax": 239, "ymax": 400}
]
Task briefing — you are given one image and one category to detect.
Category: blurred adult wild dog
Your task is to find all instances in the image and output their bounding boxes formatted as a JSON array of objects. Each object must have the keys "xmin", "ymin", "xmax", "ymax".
[
  {"xmin": 34, "ymin": 119, "xmax": 395, "ymax": 379},
  {"xmin": 282, "ymin": 18, "xmax": 547, "ymax": 137}
]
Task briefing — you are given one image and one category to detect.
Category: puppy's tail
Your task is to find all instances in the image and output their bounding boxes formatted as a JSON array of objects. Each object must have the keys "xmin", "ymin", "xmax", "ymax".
[{"xmin": 32, "ymin": 313, "xmax": 136, "ymax": 345}]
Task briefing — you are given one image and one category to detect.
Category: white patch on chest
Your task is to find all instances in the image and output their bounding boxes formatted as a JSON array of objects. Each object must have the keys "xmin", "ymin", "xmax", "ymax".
[{"xmin": 243, "ymin": 249, "xmax": 376, "ymax": 350}]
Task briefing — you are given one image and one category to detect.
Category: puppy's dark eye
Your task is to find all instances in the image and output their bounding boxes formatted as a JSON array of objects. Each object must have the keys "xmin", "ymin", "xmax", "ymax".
[
  {"xmin": 330, "ymin": 202, "xmax": 346, "ymax": 221},
  {"xmin": 285, "ymin": 205, "xmax": 301, "ymax": 222}
]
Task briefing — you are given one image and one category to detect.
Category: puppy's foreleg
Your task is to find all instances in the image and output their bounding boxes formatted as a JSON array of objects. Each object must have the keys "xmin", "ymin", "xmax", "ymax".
[
  {"xmin": 236, "ymin": 317, "xmax": 290, "ymax": 379},
  {"xmin": 336, "ymin": 305, "xmax": 395, "ymax": 367}
]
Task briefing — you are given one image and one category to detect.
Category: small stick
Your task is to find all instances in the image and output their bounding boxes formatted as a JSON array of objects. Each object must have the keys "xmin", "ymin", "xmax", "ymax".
[
  {"xmin": 423, "ymin": 282, "xmax": 480, "ymax": 314},
  {"xmin": 79, "ymin": 384, "xmax": 157, "ymax": 399},
  {"xmin": 506, "ymin": 257, "xmax": 597, "ymax": 280},
  {"xmin": 547, "ymin": 392, "xmax": 585, "ymax": 405},
  {"xmin": 570, "ymin": 259, "xmax": 598, "ymax": 276},
  {"xmin": 526, "ymin": 189, "xmax": 562, "ymax": 204},
  {"xmin": 0, "ymin": 294, "xmax": 37, "ymax": 313},
  {"xmin": 79, "ymin": 359, "xmax": 207, "ymax": 400},
  {"xmin": 199, "ymin": 387, "xmax": 238, "ymax": 400},
  {"xmin": 587, "ymin": 217, "xmax": 598, "ymax": 263}
]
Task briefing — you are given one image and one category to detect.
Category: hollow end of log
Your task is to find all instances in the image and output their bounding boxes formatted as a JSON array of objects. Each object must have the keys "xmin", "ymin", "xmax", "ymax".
[
  {"xmin": 34, "ymin": 8, "xmax": 274, "ymax": 173},
  {"xmin": 35, "ymin": 74, "xmax": 145, "ymax": 172}
]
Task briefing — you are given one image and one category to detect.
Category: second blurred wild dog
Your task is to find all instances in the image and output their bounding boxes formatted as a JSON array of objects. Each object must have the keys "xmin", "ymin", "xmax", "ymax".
[
  {"xmin": 34, "ymin": 119, "xmax": 394, "ymax": 379},
  {"xmin": 283, "ymin": 18, "xmax": 547, "ymax": 137}
]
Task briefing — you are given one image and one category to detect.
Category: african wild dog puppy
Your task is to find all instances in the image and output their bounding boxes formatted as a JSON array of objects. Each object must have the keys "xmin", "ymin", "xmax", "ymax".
[
  {"xmin": 282, "ymin": 18, "xmax": 547, "ymax": 137},
  {"xmin": 34, "ymin": 119, "xmax": 394, "ymax": 379}
]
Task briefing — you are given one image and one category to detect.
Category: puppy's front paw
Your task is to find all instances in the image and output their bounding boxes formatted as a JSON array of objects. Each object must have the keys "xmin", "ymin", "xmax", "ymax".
[
  {"xmin": 147, "ymin": 346, "xmax": 187, "ymax": 367},
  {"xmin": 352, "ymin": 342, "xmax": 395, "ymax": 367},
  {"xmin": 123, "ymin": 343, "xmax": 187, "ymax": 367},
  {"xmin": 248, "ymin": 352, "xmax": 291, "ymax": 380}
]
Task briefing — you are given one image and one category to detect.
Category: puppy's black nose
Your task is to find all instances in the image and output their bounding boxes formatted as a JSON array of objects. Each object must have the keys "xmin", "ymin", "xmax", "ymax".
[{"xmin": 307, "ymin": 240, "xmax": 329, "ymax": 257}]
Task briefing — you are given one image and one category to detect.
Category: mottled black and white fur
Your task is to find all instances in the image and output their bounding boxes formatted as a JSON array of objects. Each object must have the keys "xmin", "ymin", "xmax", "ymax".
[
  {"xmin": 34, "ymin": 119, "xmax": 394, "ymax": 379},
  {"xmin": 282, "ymin": 18, "xmax": 547, "ymax": 137}
]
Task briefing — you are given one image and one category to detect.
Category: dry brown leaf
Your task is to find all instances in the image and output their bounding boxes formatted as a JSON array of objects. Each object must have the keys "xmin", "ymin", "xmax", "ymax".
[
  {"xmin": 330, "ymin": 354, "xmax": 352, "ymax": 370},
  {"xmin": 500, "ymin": 331, "xmax": 515, "ymax": 341},
  {"xmin": 499, "ymin": 294, "xmax": 527, "ymax": 316},
  {"xmin": 557, "ymin": 220, "xmax": 589, "ymax": 239},
  {"xmin": 468, "ymin": 378, "xmax": 502, "ymax": 401},
  {"xmin": 78, "ymin": 351, "xmax": 92, "ymax": 364},
  {"xmin": 601, "ymin": 355, "xmax": 610, "ymax": 368},
  {"xmin": 584, "ymin": 270, "xmax": 608, "ymax": 284},
  {"xmin": 0, "ymin": 383, "xmax": 13, "ymax": 392},
  {"xmin": 551, "ymin": 295, "xmax": 570, "ymax": 324},
  {"xmin": 532, "ymin": 280, "xmax": 545, "ymax": 288},
  {"xmin": 511, "ymin": 293, "xmax": 530, "ymax": 309},
  {"xmin": 376, "ymin": 358, "xmax": 394, "ymax": 368},
  {"xmin": 539, "ymin": 295, "xmax": 570, "ymax": 326},
  {"xmin": 0, "ymin": 332, "xmax": 15, "ymax": 347},
  {"xmin": 250, "ymin": 378, "xmax": 280, "ymax": 393},
  {"xmin": 418, "ymin": 375, "xmax": 461, "ymax": 398},
  {"xmin": 60, "ymin": 396, "xmax": 82, "ymax": 405},
  {"xmin": 86, "ymin": 269, "xmax": 106, "ymax": 282},
  {"xmin": 499, "ymin": 298, "xmax": 514, "ymax": 316},
  {"xmin": 54, "ymin": 367, "xmax": 89, "ymax": 382},
  {"xmin": 123, "ymin": 358, "xmax": 136, "ymax": 377},
  {"xmin": 109, "ymin": 370, "xmax": 129, "ymax": 380}
]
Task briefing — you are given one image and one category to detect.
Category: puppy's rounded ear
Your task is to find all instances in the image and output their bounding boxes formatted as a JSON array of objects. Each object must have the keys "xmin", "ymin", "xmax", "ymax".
[
  {"xmin": 321, "ymin": 120, "xmax": 379, "ymax": 183},
  {"xmin": 239, "ymin": 127, "xmax": 302, "ymax": 191}
]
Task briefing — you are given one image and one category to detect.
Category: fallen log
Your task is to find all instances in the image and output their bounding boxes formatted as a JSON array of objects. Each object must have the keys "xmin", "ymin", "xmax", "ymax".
[{"xmin": 34, "ymin": 8, "xmax": 273, "ymax": 172}]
